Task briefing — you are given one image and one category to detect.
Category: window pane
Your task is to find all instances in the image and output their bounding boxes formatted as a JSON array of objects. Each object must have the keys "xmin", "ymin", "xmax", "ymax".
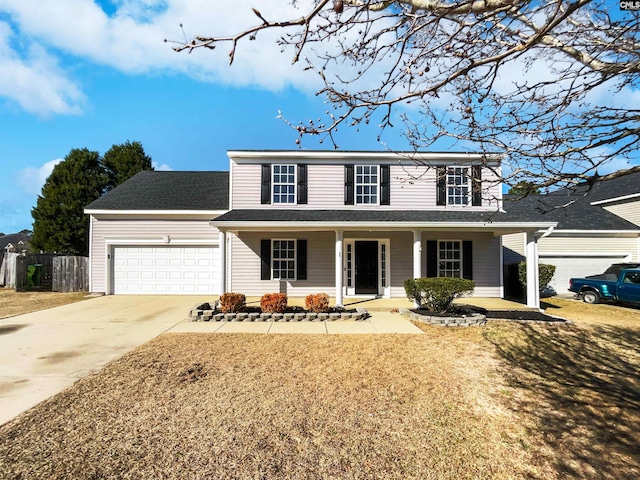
[
  {"xmin": 355, "ymin": 165, "xmax": 378, "ymax": 204},
  {"xmin": 272, "ymin": 164, "xmax": 296, "ymax": 204}
]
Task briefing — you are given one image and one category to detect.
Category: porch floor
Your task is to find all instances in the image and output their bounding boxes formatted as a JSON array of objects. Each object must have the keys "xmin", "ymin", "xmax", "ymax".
[{"xmin": 241, "ymin": 296, "xmax": 533, "ymax": 311}]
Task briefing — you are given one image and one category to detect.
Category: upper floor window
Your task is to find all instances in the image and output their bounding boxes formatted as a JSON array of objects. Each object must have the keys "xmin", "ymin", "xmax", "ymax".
[
  {"xmin": 356, "ymin": 165, "xmax": 378, "ymax": 204},
  {"xmin": 447, "ymin": 167, "xmax": 471, "ymax": 206},
  {"xmin": 261, "ymin": 164, "xmax": 307, "ymax": 205},
  {"xmin": 273, "ymin": 165, "xmax": 296, "ymax": 204},
  {"xmin": 437, "ymin": 165, "xmax": 482, "ymax": 207}
]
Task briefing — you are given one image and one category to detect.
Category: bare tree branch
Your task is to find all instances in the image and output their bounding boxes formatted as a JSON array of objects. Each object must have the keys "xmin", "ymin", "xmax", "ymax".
[{"xmin": 172, "ymin": 0, "xmax": 640, "ymax": 191}]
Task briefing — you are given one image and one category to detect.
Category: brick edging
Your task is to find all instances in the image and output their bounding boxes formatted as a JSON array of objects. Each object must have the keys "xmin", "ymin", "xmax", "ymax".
[
  {"xmin": 189, "ymin": 304, "xmax": 369, "ymax": 322},
  {"xmin": 399, "ymin": 308, "xmax": 486, "ymax": 327}
]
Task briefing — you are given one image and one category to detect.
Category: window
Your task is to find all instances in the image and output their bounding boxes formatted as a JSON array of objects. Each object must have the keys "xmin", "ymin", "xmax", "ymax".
[
  {"xmin": 272, "ymin": 165, "xmax": 296, "ymax": 204},
  {"xmin": 446, "ymin": 167, "xmax": 471, "ymax": 205},
  {"xmin": 272, "ymin": 239, "xmax": 296, "ymax": 280},
  {"xmin": 356, "ymin": 165, "xmax": 378, "ymax": 204},
  {"xmin": 438, "ymin": 241, "xmax": 462, "ymax": 278}
]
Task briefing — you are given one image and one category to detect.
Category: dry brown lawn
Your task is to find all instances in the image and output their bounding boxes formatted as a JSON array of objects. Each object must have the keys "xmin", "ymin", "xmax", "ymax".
[
  {"xmin": 0, "ymin": 287, "xmax": 88, "ymax": 319},
  {"xmin": 0, "ymin": 298, "xmax": 639, "ymax": 479}
]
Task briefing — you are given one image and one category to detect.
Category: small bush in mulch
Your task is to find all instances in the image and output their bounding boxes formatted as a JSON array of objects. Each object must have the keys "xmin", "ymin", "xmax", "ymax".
[
  {"xmin": 305, "ymin": 293, "xmax": 331, "ymax": 313},
  {"xmin": 260, "ymin": 293, "xmax": 288, "ymax": 313},
  {"xmin": 219, "ymin": 293, "xmax": 246, "ymax": 313}
]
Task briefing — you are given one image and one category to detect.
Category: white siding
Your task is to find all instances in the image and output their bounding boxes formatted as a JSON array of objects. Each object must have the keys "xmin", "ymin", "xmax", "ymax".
[
  {"xmin": 90, "ymin": 216, "xmax": 219, "ymax": 293},
  {"xmin": 539, "ymin": 235, "xmax": 638, "ymax": 258},
  {"xmin": 229, "ymin": 230, "xmax": 502, "ymax": 298},
  {"xmin": 502, "ymin": 233, "xmax": 638, "ymax": 262},
  {"xmin": 231, "ymin": 161, "xmax": 502, "ymax": 211},
  {"xmin": 604, "ymin": 199, "xmax": 640, "ymax": 227}
]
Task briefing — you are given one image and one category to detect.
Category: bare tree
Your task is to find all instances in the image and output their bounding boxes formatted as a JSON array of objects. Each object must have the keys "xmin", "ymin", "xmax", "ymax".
[{"xmin": 172, "ymin": 0, "xmax": 640, "ymax": 191}]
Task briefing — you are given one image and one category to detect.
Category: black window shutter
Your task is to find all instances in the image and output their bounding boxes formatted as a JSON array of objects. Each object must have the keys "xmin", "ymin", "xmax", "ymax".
[
  {"xmin": 261, "ymin": 164, "xmax": 271, "ymax": 205},
  {"xmin": 260, "ymin": 239, "xmax": 271, "ymax": 280},
  {"xmin": 344, "ymin": 165, "xmax": 354, "ymax": 205},
  {"xmin": 436, "ymin": 166, "xmax": 446, "ymax": 206},
  {"xmin": 297, "ymin": 239, "xmax": 307, "ymax": 280},
  {"xmin": 462, "ymin": 241, "xmax": 473, "ymax": 280},
  {"xmin": 472, "ymin": 166, "xmax": 482, "ymax": 206},
  {"xmin": 426, "ymin": 240, "xmax": 438, "ymax": 277},
  {"xmin": 297, "ymin": 164, "xmax": 308, "ymax": 204},
  {"xmin": 380, "ymin": 165, "xmax": 390, "ymax": 205}
]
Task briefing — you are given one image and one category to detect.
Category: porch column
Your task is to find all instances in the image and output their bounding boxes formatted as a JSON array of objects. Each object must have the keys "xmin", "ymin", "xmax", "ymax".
[
  {"xmin": 413, "ymin": 230, "xmax": 422, "ymax": 279},
  {"xmin": 525, "ymin": 230, "xmax": 540, "ymax": 309},
  {"xmin": 218, "ymin": 230, "xmax": 227, "ymax": 295},
  {"xmin": 335, "ymin": 230, "xmax": 344, "ymax": 307}
]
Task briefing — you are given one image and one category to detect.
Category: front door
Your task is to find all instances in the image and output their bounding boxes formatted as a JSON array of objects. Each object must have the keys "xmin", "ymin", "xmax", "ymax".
[{"xmin": 355, "ymin": 241, "xmax": 378, "ymax": 294}]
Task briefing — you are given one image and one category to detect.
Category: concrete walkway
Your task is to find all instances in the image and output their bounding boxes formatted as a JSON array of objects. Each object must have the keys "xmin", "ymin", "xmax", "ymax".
[{"xmin": 0, "ymin": 295, "xmax": 422, "ymax": 426}]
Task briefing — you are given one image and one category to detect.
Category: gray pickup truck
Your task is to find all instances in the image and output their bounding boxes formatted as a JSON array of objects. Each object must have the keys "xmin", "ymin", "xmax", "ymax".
[{"xmin": 569, "ymin": 268, "xmax": 640, "ymax": 305}]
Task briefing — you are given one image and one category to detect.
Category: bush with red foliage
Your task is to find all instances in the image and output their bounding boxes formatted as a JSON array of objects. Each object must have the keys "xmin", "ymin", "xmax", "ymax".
[
  {"xmin": 305, "ymin": 293, "xmax": 330, "ymax": 313},
  {"xmin": 260, "ymin": 293, "xmax": 288, "ymax": 313},
  {"xmin": 219, "ymin": 293, "xmax": 246, "ymax": 313}
]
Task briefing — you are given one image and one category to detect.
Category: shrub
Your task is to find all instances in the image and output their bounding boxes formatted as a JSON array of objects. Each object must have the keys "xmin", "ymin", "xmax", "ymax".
[
  {"xmin": 305, "ymin": 293, "xmax": 330, "ymax": 313},
  {"xmin": 404, "ymin": 277, "xmax": 475, "ymax": 314},
  {"xmin": 260, "ymin": 293, "xmax": 288, "ymax": 313},
  {"xmin": 517, "ymin": 262, "xmax": 556, "ymax": 291},
  {"xmin": 219, "ymin": 293, "xmax": 246, "ymax": 313}
]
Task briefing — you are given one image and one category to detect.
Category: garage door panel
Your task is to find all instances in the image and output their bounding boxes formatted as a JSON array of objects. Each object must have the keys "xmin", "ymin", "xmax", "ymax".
[
  {"xmin": 112, "ymin": 245, "xmax": 220, "ymax": 295},
  {"xmin": 541, "ymin": 256, "xmax": 627, "ymax": 294}
]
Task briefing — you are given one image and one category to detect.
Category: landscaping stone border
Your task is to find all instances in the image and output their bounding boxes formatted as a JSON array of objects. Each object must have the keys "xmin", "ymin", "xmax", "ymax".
[
  {"xmin": 399, "ymin": 307, "xmax": 487, "ymax": 327},
  {"xmin": 188, "ymin": 303, "xmax": 369, "ymax": 322}
]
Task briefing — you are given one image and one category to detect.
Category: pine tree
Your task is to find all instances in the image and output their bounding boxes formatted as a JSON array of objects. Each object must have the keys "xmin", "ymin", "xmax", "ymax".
[
  {"xmin": 102, "ymin": 140, "xmax": 153, "ymax": 190},
  {"xmin": 31, "ymin": 148, "xmax": 107, "ymax": 255}
]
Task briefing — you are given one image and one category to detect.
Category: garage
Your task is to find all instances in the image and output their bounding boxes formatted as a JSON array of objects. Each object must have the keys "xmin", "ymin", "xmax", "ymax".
[
  {"xmin": 112, "ymin": 246, "xmax": 220, "ymax": 295},
  {"xmin": 541, "ymin": 255, "xmax": 628, "ymax": 294}
]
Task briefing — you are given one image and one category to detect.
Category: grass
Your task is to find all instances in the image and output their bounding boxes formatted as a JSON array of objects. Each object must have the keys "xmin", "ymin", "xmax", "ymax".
[
  {"xmin": 0, "ymin": 297, "xmax": 639, "ymax": 478},
  {"xmin": 0, "ymin": 288, "xmax": 88, "ymax": 319}
]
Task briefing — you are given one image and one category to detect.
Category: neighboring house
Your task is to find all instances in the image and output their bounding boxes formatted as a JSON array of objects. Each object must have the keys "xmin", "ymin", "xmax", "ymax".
[
  {"xmin": 503, "ymin": 171, "xmax": 640, "ymax": 294},
  {"xmin": 85, "ymin": 151, "xmax": 558, "ymax": 307},
  {"xmin": 0, "ymin": 232, "xmax": 31, "ymax": 253}
]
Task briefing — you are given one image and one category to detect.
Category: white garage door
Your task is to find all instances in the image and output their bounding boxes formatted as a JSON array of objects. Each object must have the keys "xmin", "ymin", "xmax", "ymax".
[
  {"xmin": 112, "ymin": 246, "xmax": 220, "ymax": 295},
  {"xmin": 541, "ymin": 255, "xmax": 627, "ymax": 294}
]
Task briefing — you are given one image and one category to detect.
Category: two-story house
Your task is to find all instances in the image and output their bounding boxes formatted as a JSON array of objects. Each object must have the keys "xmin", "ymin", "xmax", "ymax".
[{"xmin": 85, "ymin": 150, "xmax": 557, "ymax": 307}]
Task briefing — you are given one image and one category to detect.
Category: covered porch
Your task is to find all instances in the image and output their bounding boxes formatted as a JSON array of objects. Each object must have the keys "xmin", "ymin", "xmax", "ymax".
[{"xmin": 213, "ymin": 210, "xmax": 557, "ymax": 309}]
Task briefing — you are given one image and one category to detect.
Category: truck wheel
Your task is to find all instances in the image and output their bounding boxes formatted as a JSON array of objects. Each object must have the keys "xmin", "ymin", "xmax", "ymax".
[{"xmin": 582, "ymin": 290, "xmax": 601, "ymax": 304}]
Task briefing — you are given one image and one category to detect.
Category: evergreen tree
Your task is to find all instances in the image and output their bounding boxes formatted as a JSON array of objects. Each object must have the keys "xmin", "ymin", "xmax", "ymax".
[
  {"xmin": 102, "ymin": 140, "xmax": 153, "ymax": 190},
  {"xmin": 31, "ymin": 148, "xmax": 107, "ymax": 255}
]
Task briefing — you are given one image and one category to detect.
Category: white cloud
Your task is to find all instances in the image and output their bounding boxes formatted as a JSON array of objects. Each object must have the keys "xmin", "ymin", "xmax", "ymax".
[
  {"xmin": 0, "ymin": 22, "xmax": 86, "ymax": 116},
  {"xmin": 17, "ymin": 159, "xmax": 63, "ymax": 196},
  {"xmin": 152, "ymin": 161, "xmax": 173, "ymax": 171},
  {"xmin": 0, "ymin": 0, "xmax": 324, "ymax": 93}
]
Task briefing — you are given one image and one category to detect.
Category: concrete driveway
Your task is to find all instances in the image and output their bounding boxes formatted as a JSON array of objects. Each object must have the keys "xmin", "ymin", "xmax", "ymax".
[{"xmin": 0, "ymin": 295, "xmax": 208, "ymax": 426}]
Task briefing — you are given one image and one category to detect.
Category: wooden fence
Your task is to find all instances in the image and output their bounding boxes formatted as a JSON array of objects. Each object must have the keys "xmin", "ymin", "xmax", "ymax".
[
  {"xmin": 6, "ymin": 254, "xmax": 88, "ymax": 292},
  {"xmin": 52, "ymin": 256, "xmax": 88, "ymax": 292}
]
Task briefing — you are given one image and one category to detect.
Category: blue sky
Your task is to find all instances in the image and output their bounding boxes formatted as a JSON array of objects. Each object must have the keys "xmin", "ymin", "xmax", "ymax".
[{"xmin": 0, "ymin": 0, "xmax": 637, "ymax": 234}]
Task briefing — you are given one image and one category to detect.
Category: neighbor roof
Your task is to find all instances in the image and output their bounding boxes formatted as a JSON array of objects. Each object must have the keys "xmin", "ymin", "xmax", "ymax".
[
  {"xmin": 0, "ymin": 232, "xmax": 31, "ymax": 250},
  {"xmin": 85, "ymin": 171, "xmax": 229, "ymax": 211},
  {"xmin": 503, "ymin": 193, "xmax": 640, "ymax": 231},
  {"xmin": 586, "ymin": 169, "xmax": 640, "ymax": 203}
]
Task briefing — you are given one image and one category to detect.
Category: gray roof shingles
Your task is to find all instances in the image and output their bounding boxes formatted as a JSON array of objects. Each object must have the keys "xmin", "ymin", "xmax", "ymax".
[
  {"xmin": 503, "ymin": 194, "xmax": 639, "ymax": 230},
  {"xmin": 85, "ymin": 171, "xmax": 229, "ymax": 211},
  {"xmin": 214, "ymin": 209, "xmax": 533, "ymax": 224}
]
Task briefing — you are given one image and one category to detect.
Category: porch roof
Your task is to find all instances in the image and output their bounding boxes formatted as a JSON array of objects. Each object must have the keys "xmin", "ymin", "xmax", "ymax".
[{"xmin": 212, "ymin": 209, "xmax": 556, "ymax": 233}]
